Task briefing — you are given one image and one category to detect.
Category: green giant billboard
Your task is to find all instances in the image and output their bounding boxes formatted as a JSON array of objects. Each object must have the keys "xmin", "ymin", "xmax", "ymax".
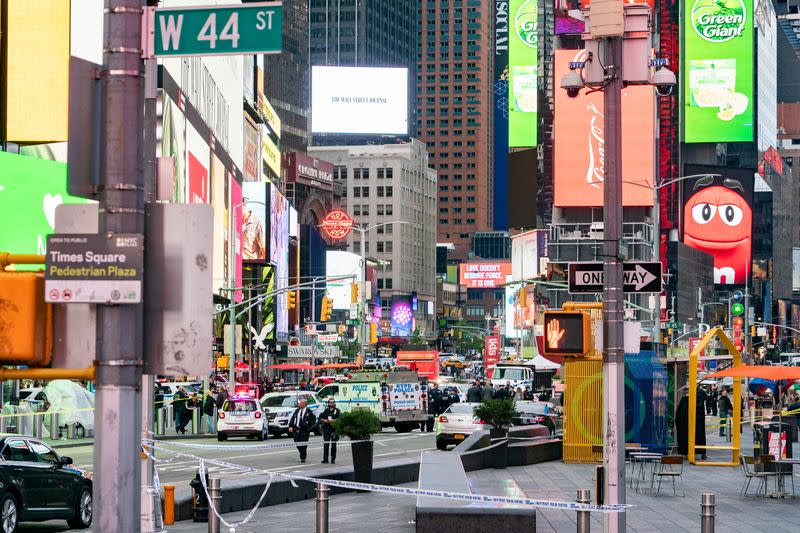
[
  {"xmin": 683, "ymin": 0, "xmax": 753, "ymax": 143},
  {"xmin": 508, "ymin": 0, "xmax": 538, "ymax": 147}
]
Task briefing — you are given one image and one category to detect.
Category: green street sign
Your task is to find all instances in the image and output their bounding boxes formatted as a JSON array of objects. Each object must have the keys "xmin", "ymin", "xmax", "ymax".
[
  {"xmin": 149, "ymin": 2, "xmax": 282, "ymax": 58},
  {"xmin": 731, "ymin": 302, "xmax": 745, "ymax": 316}
]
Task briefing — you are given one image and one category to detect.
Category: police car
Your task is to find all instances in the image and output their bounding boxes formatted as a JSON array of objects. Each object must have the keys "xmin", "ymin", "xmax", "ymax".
[
  {"xmin": 260, "ymin": 391, "xmax": 324, "ymax": 437},
  {"xmin": 216, "ymin": 395, "xmax": 268, "ymax": 441}
]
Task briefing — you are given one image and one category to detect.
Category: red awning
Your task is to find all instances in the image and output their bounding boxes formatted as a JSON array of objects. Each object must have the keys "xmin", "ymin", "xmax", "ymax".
[
  {"xmin": 704, "ymin": 365, "xmax": 800, "ymax": 381},
  {"xmin": 265, "ymin": 363, "xmax": 316, "ymax": 371},
  {"xmin": 316, "ymin": 363, "xmax": 358, "ymax": 369}
]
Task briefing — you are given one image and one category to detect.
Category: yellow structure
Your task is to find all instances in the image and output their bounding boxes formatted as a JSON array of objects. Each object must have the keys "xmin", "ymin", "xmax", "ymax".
[
  {"xmin": 688, "ymin": 327, "xmax": 742, "ymax": 466},
  {"xmin": 561, "ymin": 302, "xmax": 605, "ymax": 463}
]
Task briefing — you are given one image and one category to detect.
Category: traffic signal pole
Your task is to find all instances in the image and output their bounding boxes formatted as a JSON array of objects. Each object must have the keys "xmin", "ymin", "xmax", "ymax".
[
  {"xmin": 95, "ymin": 1, "xmax": 145, "ymax": 531},
  {"xmin": 602, "ymin": 36, "xmax": 626, "ymax": 533}
]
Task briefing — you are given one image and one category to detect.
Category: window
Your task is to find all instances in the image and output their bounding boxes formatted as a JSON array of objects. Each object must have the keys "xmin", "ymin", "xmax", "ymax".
[
  {"xmin": 467, "ymin": 288, "xmax": 482, "ymax": 300},
  {"xmin": 385, "ymin": 278, "xmax": 393, "ymax": 289},
  {"xmin": 354, "ymin": 168, "xmax": 369, "ymax": 179},
  {"xmin": 467, "ymin": 306, "xmax": 485, "ymax": 317},
  {"xmin": 386, "ymin": 205, "xmax": 393, "ymax": 216},
  {"xmin": 353, "ymin": 187, "xmax": 360, "ymax": 197},
  {"xmin": 386, "ymin": 168, "xmax": 393, "ymax": 179},
  {"xmin": 353, "ymin": 205, "xmax": 361, "ymax": 216},
  {"xmin": 334, "ymin": 166, "xmax": 347, "ymax": 180},
  {"xmin": 377, "ymin": 168, "xmax": 385, "ymax": 179},
  {"xmin": 362, "ymin": 205, "xmax": 369, "ymax": 216},
  {"xmin": 377, "ymin": 279, "xmax": 384, "ymax": 289},
  {"xmin": 377, "ymin": 186, "xmax": 385, "ymax": 197},
  {"xmin": 494, "ymin": 290, "xmax": 505, "ymax": 300},
  {"xmin": 377, "ymin": 242, "xmax": 384, "ymax": 253},
  {"xmin": 361, "ymin": 187, "xmax": 369, "ymax": 197},
  {"xmin": 1, "ymin": 440, "xmax": 35, "ymax": 462},
  {"xmin": 386, "ymin": 186, "xmax": 393, "ymax": 197},
  {"xmin": 377, "ymin": 205, "xmax": 385, "ymax": 216},
  {"xmin": 386, "ymin": 242, "xmax": 393, "ymax": 253}
]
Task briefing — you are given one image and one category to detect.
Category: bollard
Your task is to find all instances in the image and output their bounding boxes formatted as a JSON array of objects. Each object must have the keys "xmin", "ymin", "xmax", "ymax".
[
  {"xmin": 32, "ymin": 414, "xmax": 43, "ymax": 440},
  {"xmin": 192, "ymin": 408, "xmax": 200, "ymax": 435},
  {"xmin": 166, "ymin": 404, "xmax": 174, "ymax": 429},
  {"xmin": 50, "ymin": 413, "xmax": 60, "ymax": 439},
  {"xmin": 316, "ymin": 482, "xmax": 329, "ymax": 533},
  {"xmin": 577, "ymin": 488, "xmax": 591, "ymax": 533},
  {"xmin": 157, "ymin": 408, "xmax": 165, "ymax": 436},
  {"xmin": 701, "ymin": 492, "xmax": 715, "ymax": 533},
  {"xmin": 208, "ymin": 478, "xmax": 221, "ymax": 533},
  {"xmin": 67, "ymin": 423, "xmax": 77, "ymax": 439},
  {"xmin": 163, "ymin": 485, "xmax": 175, "ymax": 525}
]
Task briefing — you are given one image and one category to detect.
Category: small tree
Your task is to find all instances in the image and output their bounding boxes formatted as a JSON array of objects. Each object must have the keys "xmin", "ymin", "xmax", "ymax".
[
  {"xmin": 473, "ymin": 398, "xmax": 519, "ymax": 430},
  {"xmin": 332, "ymin": 409, "xmax": 382, "ymax": 440}
]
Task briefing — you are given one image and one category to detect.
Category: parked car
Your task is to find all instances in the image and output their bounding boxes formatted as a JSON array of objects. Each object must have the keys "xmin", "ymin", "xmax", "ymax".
[
  {"xmin": 0, "ymin": 436, "xmax": 92, "ymax": 532},
  {"xmin": 259, "ymin": 391, "xmax": 323, "ymax": 437},
  {"xmin": 17, "ymin": 389, "xmax": 46, "ymax": 406},
  {"xmin": 435, "ymin": 402, "xmax": 488, "ymax": 451},
  {"xmin": 515, "ymin": 401, "xmax": 563, "ymax": 435},
  {"xmin": 217, "ymin": 396, "xmax": 268, "ymax": 441}
]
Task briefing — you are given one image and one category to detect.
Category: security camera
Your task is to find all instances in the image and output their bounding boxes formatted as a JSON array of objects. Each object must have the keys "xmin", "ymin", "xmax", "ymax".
[
  {"xmin": 652, "ymin": 67, "xmax": 677, "ymax": 97},
  {"xmin": 560, "ymin": 69, "xmax": 584, "ymax": 98}
]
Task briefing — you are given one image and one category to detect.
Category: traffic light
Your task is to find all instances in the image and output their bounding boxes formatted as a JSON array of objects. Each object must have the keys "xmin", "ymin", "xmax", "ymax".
[
  {"xmin": 320, "ymin": 296, "xmax": 333, "ymax": 322},
  {"xmin": 0, "ymin": 272, "xmax": 52, "ymax": 365},
  {"xmin": 338, "ymin": 324, "xmax": 346, "ymax": 335},
  {"xmin": 351, "ymin": 282, "xmax": 359, "ymax": 304},
  {"xmin": 519, "ymin": 286, "xmax": 527, "ymax": 307},
  {"xmin": 370, "ymin": 322, "xmax": 378, "ymax": 344},
  {"xmin": 542, "ymin": 310, "xmax": 591, "ymax": 357},
  {"xmin": 287, "ymin": 290, "xmax": 298, "ymax": 310}
]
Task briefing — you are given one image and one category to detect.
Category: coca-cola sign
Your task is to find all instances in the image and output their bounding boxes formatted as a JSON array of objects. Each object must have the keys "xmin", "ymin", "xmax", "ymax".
[{"xmin": 553, "ymin": 49, "xmax": 654, "ymax": 207}]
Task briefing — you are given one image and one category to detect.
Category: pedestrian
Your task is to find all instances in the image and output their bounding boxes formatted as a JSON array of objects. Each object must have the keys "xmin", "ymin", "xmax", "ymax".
[
  {"xmin": 718, "ymin": 389, "xmax": 733, "ymax": 437},
  {"xmin": 173, "ymin": 387, "xmax": 189, "ymax": 434},
  {"xmin": 288, "ymin": 399, "xmax": 317, "ymax": 463},
  {"xmin": 319, "ymin": 399, "xmax": 341, "ymax": 464},
  {"xmin": 481, "ymin": 380, "xmax": 494, "ymax": 400},
  {"xmin": 515, "ymin": 387, "xmax": 524, "ymax": 400},
  {"xmin": 523, "ymin": 386, "xmax": 534, "ymax": 401},
  {"xmin": 707, "ymin": 386, "xmax": 718, "ymax": 416},
  {"xmin": 495, "ymin": 383, "xmax": 510, "ymax": 400},
  {"xmin": 202, "ymin": 389, "xmax": 216, "ymax": 433},
  {"xmin": 153, "ymin": 384, "xmax": 164, "ymax": 423},
  {"xmin": 466, "ymin": 381, "xmax": 483, "ymax": 403},
  {"xmin": 425, "ymin": 383, "xmax": 443, "ymax": 431},
  {"xmin": 215, "ymin": 387, "xmax": 229, "ymax": 410}
]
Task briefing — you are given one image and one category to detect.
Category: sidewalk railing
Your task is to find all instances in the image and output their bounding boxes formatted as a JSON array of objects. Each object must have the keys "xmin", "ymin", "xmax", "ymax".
[{"xmin": 0, "ymin": 408, "xmax": 94, "ymax": 441}]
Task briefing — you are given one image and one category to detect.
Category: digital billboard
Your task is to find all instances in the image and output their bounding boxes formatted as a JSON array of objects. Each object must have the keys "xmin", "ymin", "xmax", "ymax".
[
  {"xmin": 508, "ymin": 0, "xmax": 538, "ymax": 147},
  {"xmin": 511, "ymin": 229, "xmax": 547, "ymax": 282},
  {"xmin": 390, "ymin": 295, "xmax": 414, "ymax": 337},
  {"xmin": 270, "ymin": 184, "xmax": 290, "ymax": 336},
  {"xmin": 494, "ymin": 0, "xmax": 510, "ymax": 230},
  {"xmin": 241, "ymin": 182, "xmax": 267, "ymax": 262},
  {"xmin": 682, "ymin": 0, "xmax": 754, "ymax": 143},
  {"xmin": 553, "ymin": 49, "xmax": 654, "ymax": 207},
  {"xmin": 231, "ymin": 179, "xmax": 243, "ymax": 302},
  {"xmin": 0, "ymin": 152, "xmax": 90, "ymax": 267},
  {"xmin": 210, "ymin": 155, "xmax": 227, "ymax": 296},
  {"xmin": 326, "ymin": 251, "xmax": 362, "ymax": 310},
  {"xmin": 681, "ymin": 165, "xmax": 754, "ymax": 286},
  {"xmin": 460, "ymin": 262, "xmax": 512, "ymax": 288},
  {"xmin": 311, "ymin": 66, "xmax": 408, "ymax": 135}
]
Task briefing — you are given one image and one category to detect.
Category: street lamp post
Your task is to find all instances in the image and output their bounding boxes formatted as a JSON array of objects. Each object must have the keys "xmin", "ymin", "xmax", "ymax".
[
  {"xmin": 228, "ymin": 200, "xmax": 267, "ymax": 395},
  {"xmin": 351, "ymin": 221, "xmax": 408, "ymax": 363}
]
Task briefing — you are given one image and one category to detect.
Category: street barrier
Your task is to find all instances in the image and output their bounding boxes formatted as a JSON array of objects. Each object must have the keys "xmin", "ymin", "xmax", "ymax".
[
  {"xmin": 156, "ymin": 408, "xmax": 165, "ymax": 435},
  {"xmin": 163, "ymin": 485, "xmax": 175, "ymax": 525},
  {"xmin": 701, "ymin": 493, "xmax": 715, "ymax": 533},
  {"xmin": 577, "ymin": 488, "xmax": 591, "ymax": 532},
  {"xmin": 192, "ymin": 409, "xmax": 200, "ymax": 435},
  {"xmin": 208, "ymin": 478, "xmax": 221, "ymax": 533},
  {"xmin": 315, "ymin": 482, "xmax": 330, "ymax": 533}
]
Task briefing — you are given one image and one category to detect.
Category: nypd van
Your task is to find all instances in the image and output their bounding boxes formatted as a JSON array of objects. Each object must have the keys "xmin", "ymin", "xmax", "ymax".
[{"xmin": 317, "ymin": 369, "xmax": 428, "ymax": 432}]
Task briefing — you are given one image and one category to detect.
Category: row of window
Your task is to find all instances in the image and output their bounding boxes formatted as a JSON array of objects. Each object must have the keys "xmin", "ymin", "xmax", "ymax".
[
  {"xmin": 333, "ymin": 166, "xmax": 394, "ymax": 180},
  {"xmin": 418, "ymin": 51, "xmax": 481, "ymax": 62},
  {"xmin": 351, "ymin": 186, "xmax": 393, "ymax": 198},
  {"xmin": 440, "ymin": 218, "xmax": 476, "ymax": 225},
  {"xmin": 439, "ymin": 174, "xmax": 478, "ymax": 181},
  {"xmin": 377, "ymin": 278, "xmax": 394, "ymax": 289},
  {"xmin": 438, "ymin": 207, "xmax": 476, "ymax": 213},
  {"xmin": 423, "ymin": 118, "xmax": 480, "ymax": 127},
  {"xmin": 439, "ymin": 185, "xmax": 476, "ymax": 191},
  {"xmin": 467, "ymin": 289, "xmax": 505, "ymax": 301},
  {"xmin": 352, "ymin": 204, "xmax": 395, "ymax": 218}
]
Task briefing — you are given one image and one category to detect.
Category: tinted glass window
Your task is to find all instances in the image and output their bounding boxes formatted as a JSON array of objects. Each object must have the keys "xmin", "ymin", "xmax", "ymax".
[
  {"xmin": 2, "ymin": 440, "xmax": 35, "ymax": 462},
  {"xmin": 447, "ymin": 404, "xmax": 477, "ymax": 414},
  {"xmin": 222, "ymin": 400, "xmax": 257, "ymax": 412},
  {"xmin": 29, "ymin": 441, "xmax": 58, "ymax": 464},
  {"xmin": 261, "ymin": 395, "xmax": 296, "ymax": 407}
]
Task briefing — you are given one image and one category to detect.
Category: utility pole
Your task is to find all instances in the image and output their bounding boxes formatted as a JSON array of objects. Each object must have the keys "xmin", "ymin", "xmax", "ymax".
[
  {"xmin": 602, "ymin": 35, "xmax": 626, "ymax": 533},
  {"xmin": 95, "ymin": 1, "xmax": 145, "ymax": 531}
]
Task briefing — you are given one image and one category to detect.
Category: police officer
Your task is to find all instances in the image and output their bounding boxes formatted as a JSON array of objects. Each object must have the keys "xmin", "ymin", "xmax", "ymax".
[
  {"xmin": 288, "ymin": 399, "xmax": 317, "ymax": 463},
  {"xmin": 319, "ymin": 399, "xmax": 341, "ymax": 464},
  {"xmin": 425, "ymin": 383, "xmax": 444, "ymax": 432}
]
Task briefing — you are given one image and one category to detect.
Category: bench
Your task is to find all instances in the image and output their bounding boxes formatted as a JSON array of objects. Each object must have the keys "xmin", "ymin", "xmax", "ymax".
[{"xmin": 415, "ymin": 451, "xmax": 536, "ymax": 532}]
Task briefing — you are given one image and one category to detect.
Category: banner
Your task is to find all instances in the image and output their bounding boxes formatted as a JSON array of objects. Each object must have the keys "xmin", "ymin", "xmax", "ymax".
[
  {"xmin": 485, "ymin": 335, "xmax": 501, "ymax": 379},
  {"xmin": 494, "ymin": 0, "xmax": 510, "ymax": 229},
  {"xmin": 508, "ymin": 0, "xmax": 538, "ymax": 147},
  {"xmin": 682, "ymin": 0, "xmax": 754, "ymax": 143},
  {"xmin": 460, "ymin": 262, "xmax": 512, "ymax": 288}
]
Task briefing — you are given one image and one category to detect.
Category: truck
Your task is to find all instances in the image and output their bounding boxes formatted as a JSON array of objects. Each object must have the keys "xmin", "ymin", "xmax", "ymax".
[
  {"xmin": 491, "ymin": 360, "xmax": 557, "ymax": 393},
  {"xmin": 395, "ymin": 350, "xmax": 440, "ymax": 383},
  {"xmin": 317, "ymin": 369, "xmax": 428, "ymax": 432}
]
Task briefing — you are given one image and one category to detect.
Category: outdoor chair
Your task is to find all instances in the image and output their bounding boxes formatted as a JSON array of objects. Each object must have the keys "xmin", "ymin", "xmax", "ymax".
[
  {"xmin": 740, "ymin": 455, "xmax": 776, "ymax": 497},
  {"xmin": 651, "ymin": 455, "xmax": 684, "ymax": 496}
]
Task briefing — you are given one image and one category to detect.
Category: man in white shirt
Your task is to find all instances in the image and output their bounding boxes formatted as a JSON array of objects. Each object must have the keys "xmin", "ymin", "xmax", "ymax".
[{"xmin": 288, "ymin": 399, "xmax": 316, "ymax": 462}]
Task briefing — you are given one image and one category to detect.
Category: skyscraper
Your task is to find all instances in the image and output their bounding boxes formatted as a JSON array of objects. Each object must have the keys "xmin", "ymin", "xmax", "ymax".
[
  {"xmin": 308, "ymin": 0, "xmax": 417, "ymax": 136},
  {"xmin": 416, "ymin": 0, "xmax": 494, "ymax": 260}
]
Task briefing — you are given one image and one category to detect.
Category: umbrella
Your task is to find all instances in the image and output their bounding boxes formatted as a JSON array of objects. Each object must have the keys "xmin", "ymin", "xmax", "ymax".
[
  {"xmin": 265, "ymin": 363, "xmax": 316, "ymax": 370},
  {"xmin": 749, "ymin": 378, "xmax": 778, "ymax": 396},
  {"xmin": 704, "ymin": 365, "xmax": 800, "ymax": 381},
  {"xmin": 316, "ymin": 363, "xmax": 357, "ymax": 369}
]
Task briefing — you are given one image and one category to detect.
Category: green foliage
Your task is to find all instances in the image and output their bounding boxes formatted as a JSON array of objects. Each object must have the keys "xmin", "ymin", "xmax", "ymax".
[
  {"xmin": 331, "ymin": 409, "xmax": 382, "ymax": 440},
  {"xmin": 473, "ymin": 398, "xmax": 520, "ymax": 430},
  {"xmin": 336, "ymin": 338, "xmax": 359, "ymax": 359}
]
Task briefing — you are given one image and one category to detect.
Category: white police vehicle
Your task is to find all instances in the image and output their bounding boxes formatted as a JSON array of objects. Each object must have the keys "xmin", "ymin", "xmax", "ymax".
[
  {"xmin": 259, "ymin": 391, "xmax": 324, "ymax": 437},
  {"xmin": 216, "ymin": 395, "xmax": 268, "ymax": 441}
]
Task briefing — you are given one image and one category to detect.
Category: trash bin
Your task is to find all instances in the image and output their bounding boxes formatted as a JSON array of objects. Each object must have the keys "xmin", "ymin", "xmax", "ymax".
[
  {"xmin": 189, "ymin": 471, "xmax": 210, "ymax": 522},
  {"xmin": 755, "ymin": 421, "xmax": 792, "ymax": 459},
  {"xmin": 773, "ymin": 415, "xmax": 798, "ymax": 442}
]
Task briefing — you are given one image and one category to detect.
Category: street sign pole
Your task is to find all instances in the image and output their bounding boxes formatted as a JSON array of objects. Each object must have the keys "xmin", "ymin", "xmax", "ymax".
[{"xmin": 95, "ymin": 1, "xmax": 145, "ymax": 531}]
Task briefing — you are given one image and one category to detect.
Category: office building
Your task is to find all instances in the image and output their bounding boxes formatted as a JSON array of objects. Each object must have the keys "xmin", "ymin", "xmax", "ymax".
[
  {"xmin": 417, "ymin": 0, "xmax": 494, "ymax": 260},
  {"xmin": 309, "ymin": 139, "xmax": 437, "ymax": 332}
]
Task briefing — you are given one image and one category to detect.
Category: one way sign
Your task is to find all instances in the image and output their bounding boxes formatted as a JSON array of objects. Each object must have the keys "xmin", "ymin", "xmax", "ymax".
[{"xmin": 568, "ymin": 262, "xmax": 662, "ymax": 294}]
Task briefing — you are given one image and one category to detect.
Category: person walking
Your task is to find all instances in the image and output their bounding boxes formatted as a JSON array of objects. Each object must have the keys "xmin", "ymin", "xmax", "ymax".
[
  {"xmin": 288, "ymin": 399, "xmax": 317, "ymax": 463},
  {"xmin": 173, "ymin": 387, "xmax": 189, "ymax": 434},
  {"xmin": 318, "ymin": 399, "xmax": 341, "ymax": 464},
  {"xmin": 425, "ymin": 383, "xmax": 444, "ymax": 432},
  {"xmin": 466, "ymin": 381, "xmax": 483, "ymax": 403},
  {"xmin": 718, "ymin": 389, "xmax": 733, "ymax": 437},
  {"xmin": 202, "ymin": 389, "xmax": 216, "ymax": 434},
  {"xmin": 495, "ymin": 383, "xmax": 510, "ymax": 400}
]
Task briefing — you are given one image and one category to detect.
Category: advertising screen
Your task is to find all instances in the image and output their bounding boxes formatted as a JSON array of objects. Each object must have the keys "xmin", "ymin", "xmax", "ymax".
[
  {"xmin": 484, "ymin": 335, "xmax": 502, "ymax": 379},
  {"xmin": 311, "ymin": 66, "xmax": 408, "ymax": 135},
  {"xmin": 511, "ymin": 229, "xmax": 547, "ymax": 282},
  {"xmin": 459, "ymin": 262, "xmax": 513, "ymax": 288},
  {"xmin": 231, "ymin": 179, "xmax": 243, "ymax": 302},
  {"xmin": 390, "ymin": 295, "xmax": 414, "ymax": 337},
  {"xmin": 210, "ymin": 155, "xmax": 227, "ymax": 296},
  {"xmin": 508, "ymin": 0, "xmax": 538, "ymax": 147},
  {"xmin": 241, "ymin": 182, "xmax": 267, "ymax": 262},
  {"xmin": 494, "ymin": 1, "xmax": 510, "ymax": 230},
  {"xmin": 270, "ymin": 184, "xmax": 290, "ymax": 336},
  {"xmin": 681, "ymin": 165, "xmax": 754, "ymax": 286},
  {"xmin": 553, "ymin": 49, "xmax": 654, "ymax": 207},
  {"xmin": 326, "ymin": 251, "xmax": 362, "ymax": 310},
  {"xmin": 682, "ymin": 0, "xmax": 754, "ymax": 143},
  {"xmin": 0, "ymin": 152, "xmax": 90, "ymax": 267}
]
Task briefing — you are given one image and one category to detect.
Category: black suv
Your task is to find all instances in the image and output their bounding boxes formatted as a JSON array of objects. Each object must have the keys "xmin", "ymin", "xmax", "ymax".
[{"xmin": 0, "ymin": 437, "xmax": 92, "ymax": 532}]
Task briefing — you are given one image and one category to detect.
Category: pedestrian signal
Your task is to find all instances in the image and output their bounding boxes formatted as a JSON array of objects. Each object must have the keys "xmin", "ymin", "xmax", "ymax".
[
  {"xmin": 542, "ymin": 310, "xmax": 590, "ymax": 357},
  {"xmin": 351, "ymin": 282, "xmax": 359, "ymax": 304}
]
